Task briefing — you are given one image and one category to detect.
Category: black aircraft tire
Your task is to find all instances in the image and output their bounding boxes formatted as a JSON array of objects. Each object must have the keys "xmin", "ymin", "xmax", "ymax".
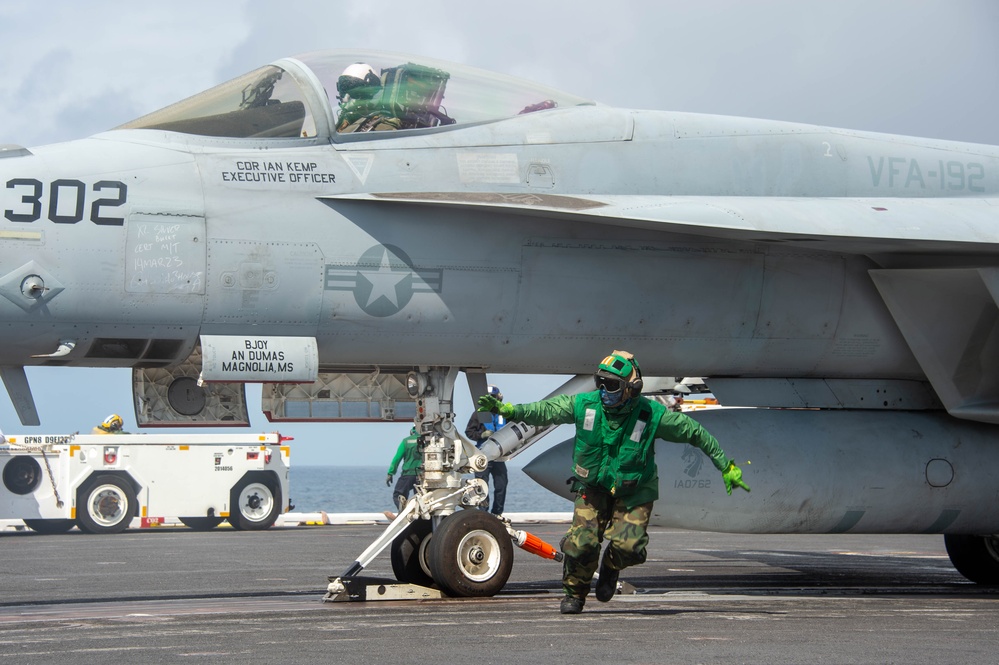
[
  {"xmin": 390, "ymin": 518, "xmax": 435, "ymax": 587},
  {"xmin": 179, "ymin": 517, "xmax": 224, "ymax": 531},
  {"xmin": 76, "ymin": 475, "xmax": 136, "ymax": 534},
  {"xmin": 228, "ymin": 477, "xmax": 280, "ymax": 531},
  {"xmin": 944, "ymin": 534, "xmax": 999, "ymax": 585},
  {"xmin": 427, "ymin": 509, "xmax": 513, "ymax": 597},
  {"xmin": 23, "ymin": 519, "xmax": 75, "ymax": 534}
]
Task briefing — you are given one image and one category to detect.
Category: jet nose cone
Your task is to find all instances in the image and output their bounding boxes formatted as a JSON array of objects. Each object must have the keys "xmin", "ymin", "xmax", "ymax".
[{"xmin": 522, "ymin": 438, "xmax": 576, "ymax": 501}]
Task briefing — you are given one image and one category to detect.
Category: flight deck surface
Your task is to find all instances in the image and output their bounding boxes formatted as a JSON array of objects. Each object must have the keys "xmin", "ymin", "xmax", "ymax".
[{"xmin": 1, "ymin": 525, "xmax": 995, "ymax": 664}]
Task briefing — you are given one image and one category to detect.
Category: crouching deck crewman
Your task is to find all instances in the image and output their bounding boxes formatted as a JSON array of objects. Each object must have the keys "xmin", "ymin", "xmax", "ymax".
[{"xmin": 477, "ymin": 350, "xmax": 750, "ymax": 614}]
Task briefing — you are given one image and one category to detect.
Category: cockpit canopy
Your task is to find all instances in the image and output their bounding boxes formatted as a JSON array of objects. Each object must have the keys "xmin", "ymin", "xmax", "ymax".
[
  {"xmin": 118, "ymin": 50, "xmax": 595, "ymax": 140},
  {"xmin": 120, "ymin": 64, "xmax": 316, "ymax": 138}
]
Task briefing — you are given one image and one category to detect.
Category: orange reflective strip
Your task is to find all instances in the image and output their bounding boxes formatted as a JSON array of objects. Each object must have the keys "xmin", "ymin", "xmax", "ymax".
[
  {"xmin": 70, "ymin": 445, "xmax": 80, "ymax": 457},
  {"xmin": 179, "ymin": 445, "xmax": 189, "ymax": 451}
]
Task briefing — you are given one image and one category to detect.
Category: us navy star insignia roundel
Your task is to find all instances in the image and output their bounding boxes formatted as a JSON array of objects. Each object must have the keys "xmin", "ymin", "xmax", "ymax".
[{"xmin": 324, "ymin": 244, "xmax": 442, "ymax": 317}]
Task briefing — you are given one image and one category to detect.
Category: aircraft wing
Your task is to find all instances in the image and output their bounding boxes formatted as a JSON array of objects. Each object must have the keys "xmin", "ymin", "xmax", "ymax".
[
  {"xmin": 323, "ymin": 192, "xmax": 999, "ymax": 423},
  {"xmin": 322, "ymin": 192, "xmax": 999, "ymax": 254}
]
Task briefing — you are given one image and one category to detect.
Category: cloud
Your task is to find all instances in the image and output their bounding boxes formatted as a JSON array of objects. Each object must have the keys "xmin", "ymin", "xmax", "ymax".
[
  {"xmin": 3, "ymin": 1, "xmax": 995, "ymax": 145},
  {"xmin": 0, "ymin": 1, "xmax": 254, "ymax": 145}
]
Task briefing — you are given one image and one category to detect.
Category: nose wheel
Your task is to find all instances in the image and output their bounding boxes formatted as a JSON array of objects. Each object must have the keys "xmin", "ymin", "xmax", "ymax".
[
  {"xmin": 391, "ymin": 518, "xmax": 435, "ymax": 588},
  {"xmin": 428, "ymin": 509, "xmax": 513, "ymax": 597}
]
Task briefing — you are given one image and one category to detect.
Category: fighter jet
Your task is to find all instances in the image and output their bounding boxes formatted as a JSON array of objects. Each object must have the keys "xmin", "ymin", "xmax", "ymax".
[{"xmin": 2, "ymin": 49, "xmax": 999, "ymax": 593}]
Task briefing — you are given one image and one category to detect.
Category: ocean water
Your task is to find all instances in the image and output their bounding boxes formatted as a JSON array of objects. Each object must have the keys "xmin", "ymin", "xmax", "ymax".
[{"xmin": 290, "ymin": 465, "xmax": 573, "ymax": 513}]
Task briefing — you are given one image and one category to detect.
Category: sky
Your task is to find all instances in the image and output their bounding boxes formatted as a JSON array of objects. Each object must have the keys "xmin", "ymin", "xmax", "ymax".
[{"xmin": 0, "ymin": 1, "xmax": 996, "ymax": 466}]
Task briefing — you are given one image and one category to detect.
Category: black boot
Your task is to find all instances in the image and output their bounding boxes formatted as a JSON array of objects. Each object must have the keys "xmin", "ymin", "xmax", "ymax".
[
  {"xmin": 595, "ymin": 552, "xmax": 620, "ymax": 602},
  {"xmin": 560, "ymin": 596, "xmax": 585, "ymax": 614}
]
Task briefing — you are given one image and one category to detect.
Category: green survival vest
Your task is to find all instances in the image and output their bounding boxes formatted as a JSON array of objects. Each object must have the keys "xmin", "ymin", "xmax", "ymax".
[{"xmin": 571, "ymin": 391, "xmax": 667, "ymax": 504}]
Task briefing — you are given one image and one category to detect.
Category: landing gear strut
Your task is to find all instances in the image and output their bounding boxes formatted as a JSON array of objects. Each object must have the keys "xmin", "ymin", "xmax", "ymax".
[{"xmin": 325, "ymin": 367, "xmax": 575, "ymax": 601}]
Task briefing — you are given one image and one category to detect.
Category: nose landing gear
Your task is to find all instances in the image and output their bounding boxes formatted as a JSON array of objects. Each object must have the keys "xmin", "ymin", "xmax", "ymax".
[{"xmin": 324, "ymin": 367, "xmax": 569, "ymax": 602}]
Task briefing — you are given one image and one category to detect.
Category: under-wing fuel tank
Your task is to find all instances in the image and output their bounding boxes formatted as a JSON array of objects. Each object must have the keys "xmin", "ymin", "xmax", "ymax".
[{"xmin": 524, "ymin": 408, "xmax": 999, "ymax": 535}]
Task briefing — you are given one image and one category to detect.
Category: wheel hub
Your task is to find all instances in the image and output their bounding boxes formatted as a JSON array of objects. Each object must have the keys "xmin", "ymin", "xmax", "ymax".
[
  {"xmin": 457, "ymin": 530, "xmax": 501, "ymax": 581},
  {"xmin": 236, "ymin": 482, "xmax": 274, "ymax": 523},
  {"xmin": 97, "ymin": 495, "xmax": 120, "ymax": 517},
  {"xmin": 93, "ymin": 490, "xmax": 123, "ymax": 522}
]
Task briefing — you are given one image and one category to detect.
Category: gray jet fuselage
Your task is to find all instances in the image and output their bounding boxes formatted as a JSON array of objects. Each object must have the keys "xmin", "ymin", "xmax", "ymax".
[
  {"xmin": 7, "ymin": 53, "xmax": 999, "ymax": 574},
  {"xmin": 3, "ymin": 71, "xmax": 995, "ymax": 383}
]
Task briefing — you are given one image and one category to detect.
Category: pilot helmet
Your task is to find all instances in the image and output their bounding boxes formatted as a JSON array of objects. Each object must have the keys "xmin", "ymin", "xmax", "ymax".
[
  {"xmin": 594, "ymin": 350, "xmax": 643, "ymax": 408},
  {"xmin": 102, "ymin": 414, "xmax": 123, "ymax": 431},
  {"xmin": 486, "ymin": 384, "xmax": 503, "ymax": 401},
  {"xmin": 337, "ymin": 63, "xmax": 381, "ymax": 102}
]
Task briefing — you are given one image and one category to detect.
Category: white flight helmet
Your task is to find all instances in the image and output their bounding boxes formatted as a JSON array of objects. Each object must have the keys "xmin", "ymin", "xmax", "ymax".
[{"xmin": 337, "ymin": 63, "xmax": 381, "ymax": 101}]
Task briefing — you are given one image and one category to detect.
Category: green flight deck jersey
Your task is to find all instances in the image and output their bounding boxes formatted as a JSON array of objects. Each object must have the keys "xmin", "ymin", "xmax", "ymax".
[
  {"xmin": 512, "ymin": 391, "xmax": 730, "ymax": 507},
  {"xmin": 388, "ymin": 432, "xmax": 421, "ymax": 477}
]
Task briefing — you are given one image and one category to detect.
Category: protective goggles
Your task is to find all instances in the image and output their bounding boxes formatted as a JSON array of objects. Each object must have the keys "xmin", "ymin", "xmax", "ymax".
[{"xmin": 594, "ymin": 374, "xmax": 624, "ymax": 395}]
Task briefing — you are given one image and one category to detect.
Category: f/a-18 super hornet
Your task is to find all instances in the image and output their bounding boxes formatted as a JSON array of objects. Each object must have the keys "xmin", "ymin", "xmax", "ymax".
[{"xmin": 2, "ymin": 49, "xmax": 999, "ymax": 595}]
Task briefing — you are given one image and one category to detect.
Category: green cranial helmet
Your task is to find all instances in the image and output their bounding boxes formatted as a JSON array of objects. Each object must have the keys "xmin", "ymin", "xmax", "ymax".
[{"xmin": 594, "ymin": 350, "xmax": 643, "ymax": 407}]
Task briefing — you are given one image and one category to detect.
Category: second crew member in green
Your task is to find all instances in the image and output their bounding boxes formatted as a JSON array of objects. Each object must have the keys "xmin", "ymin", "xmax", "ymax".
[
  {"xmin": 478, "ymin": 350, "xmax": 749, "ymax": 615},
  {"xmin": 386, "ymin": 427, "xmax": 421, "ymax": 511}
]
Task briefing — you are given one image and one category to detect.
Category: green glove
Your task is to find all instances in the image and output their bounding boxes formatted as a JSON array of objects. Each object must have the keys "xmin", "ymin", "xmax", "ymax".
[
  {"xmin": 385, "ymin": 474, "xmax": 393, "ymax": 487},
  {"xmin": 722, "ymin": 461, "xmax": 750, "ymax": 495},
  {"xmin": 476, "ymin": 395, "xmax": 515, "ymax": 419}
]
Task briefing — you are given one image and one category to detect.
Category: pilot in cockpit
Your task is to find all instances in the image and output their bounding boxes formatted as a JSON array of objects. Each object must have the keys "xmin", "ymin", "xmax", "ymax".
[
  {"xmin": 336, "ymin": 61, "xmax": 456, "ymax": 133},
  {"xmin": 335, "ymin": 63, "xmax": 403, "ymax": 133}
]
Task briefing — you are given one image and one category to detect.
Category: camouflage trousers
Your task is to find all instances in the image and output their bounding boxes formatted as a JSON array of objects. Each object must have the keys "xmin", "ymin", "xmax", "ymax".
[{"xmin": 560, "ymin": 488, "xmax": 653, "ymax": 599}]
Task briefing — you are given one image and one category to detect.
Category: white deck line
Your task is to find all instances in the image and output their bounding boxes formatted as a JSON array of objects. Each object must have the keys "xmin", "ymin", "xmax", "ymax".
[{"xmin": 1, "ymin": 512, "xmax": 573, "ymax": 531}]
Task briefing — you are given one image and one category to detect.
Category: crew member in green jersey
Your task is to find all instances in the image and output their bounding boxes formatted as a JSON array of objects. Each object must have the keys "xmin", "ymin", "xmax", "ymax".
[{"xmin": 478, "ymin": 350, "xmax": 749, "ymax": 615}]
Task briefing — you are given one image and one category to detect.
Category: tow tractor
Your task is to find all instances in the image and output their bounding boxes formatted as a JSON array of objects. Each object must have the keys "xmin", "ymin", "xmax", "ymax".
[
  {"xmin": 325, "ymin": 369, "xmax": 591, "ymax": 601},
  {"xmin": 1, "ymin": 432, "xmax": 291, "ymax": 533}
]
